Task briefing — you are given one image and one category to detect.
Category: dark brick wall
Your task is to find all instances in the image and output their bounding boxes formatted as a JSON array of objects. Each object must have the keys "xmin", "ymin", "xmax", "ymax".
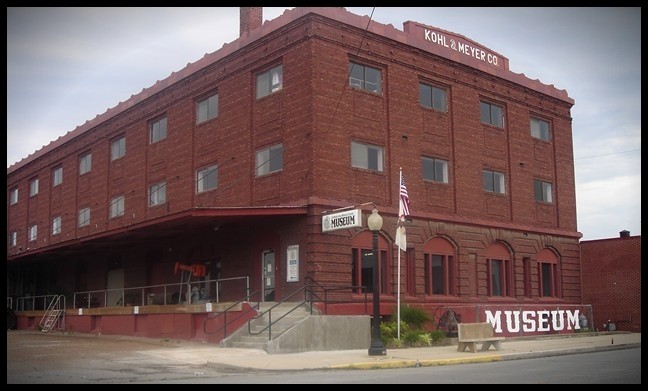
[{"xmin": 581, "ymin": 235, "xmax": 641, "ymax": 332}]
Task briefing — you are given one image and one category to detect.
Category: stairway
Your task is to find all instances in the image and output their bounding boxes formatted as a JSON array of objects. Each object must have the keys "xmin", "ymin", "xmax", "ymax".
[
  {"xmin": 39, "ymin": 295, "xmax": 65, "ymax": 333},
  {"xmin": 222, "ymin": 301, "xmax": 313, "ymax": 351}
]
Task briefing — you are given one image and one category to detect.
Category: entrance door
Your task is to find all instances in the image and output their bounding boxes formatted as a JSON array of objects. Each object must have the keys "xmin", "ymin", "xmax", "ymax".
[
  {"xmin": 106, "ymin": 268, "xmax": 124, "ymax": 307},
  {"xmin": 262, "ymin": 250, "xmax": 275, "ymax": 302}
]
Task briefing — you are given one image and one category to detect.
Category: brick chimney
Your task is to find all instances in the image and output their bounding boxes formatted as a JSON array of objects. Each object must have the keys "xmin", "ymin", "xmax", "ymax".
[{"xmin": 240, "ymin": 7, "xmax": 263, "ymax": 37}]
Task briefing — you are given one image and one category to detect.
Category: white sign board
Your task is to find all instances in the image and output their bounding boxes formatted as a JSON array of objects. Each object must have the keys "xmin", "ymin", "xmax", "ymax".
[
  {"xmin": 322, "ymin": 209, "xmax": 362, "ymax": 232},
  {"xmin": 287, "ymin": 245, "xmax": 299, "ymax": 282}
]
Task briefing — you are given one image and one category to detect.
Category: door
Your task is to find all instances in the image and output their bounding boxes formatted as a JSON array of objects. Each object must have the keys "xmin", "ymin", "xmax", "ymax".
[
  {"xmin": 262, "ymin": 250, "xmax": 275, "ymax": 302},
  {"xmin": 106, "ymin": 268, "xmax": 124, "ymax": 307}
]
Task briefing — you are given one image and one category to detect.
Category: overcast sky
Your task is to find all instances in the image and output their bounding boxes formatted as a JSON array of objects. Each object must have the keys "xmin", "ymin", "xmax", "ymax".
[{"xmin": 7, "ymin": 7, "xmax": 641, "ymax": 241}]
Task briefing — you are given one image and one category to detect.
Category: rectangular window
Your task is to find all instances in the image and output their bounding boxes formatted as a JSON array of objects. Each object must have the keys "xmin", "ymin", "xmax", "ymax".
[
  {"xmin": 10, "ymin": 188, "xmax": 18, "ymax": 205},
  {"xmin": 534, "ymin": 179, "xmax": 553, "ymax": 203},
  {"xmin": 539, "ymin": 262, "xmax": 558, "ymax": 297},
  {"xmin": 490, "ymin": 259, "xmax": 503, "ymax": 296},
  {"xmin": 78, "ymin": 207, "xmax": 90, "ymax": 227},
  {"xmin": 197, "ymin": 164, "xmax": 218, "ymax": 193},
  {"xmin": 351, "ymin": 141, "xmax": 384, "ymax": 171},
  {"xmin": 52, "ymin": 216, "xmax": 62, "ymax": 235},
  {"xmin": 256, "ymin": 144, "xmax": 283, "ymax": 176},
  {"xmin": 111, "ymin": 136, "xmax": 126, "ymax": 161},
  {"xmin": 110, "ymin": 195, "xmax": 125, "ymax": 218},
  {"xmin": 9, "ymin": 231, "xmax": 17, "ymax": 247},
  {"xmin": 256, "ymin": 64, "xmax": 283, "ymax": 99},
  {"xmin": 422, "ymin": 157, "xmax": 449, "ymax": 183},
  {"xmin": 197, "ymin": 94, "xmax": 218, "ymax": 124},
  {"xmin": 149, "ymin": 181, "xmax": 166, "ymax": 206},
  {"xmin": 29, "ymin": 178, "xmax": 39, "ymax": 197},
  {"xmin": 352, "ymin": 247, "xmax": 388, "ymax": 294},
  {"xmin": 349, "ymin": 62, "xmax": 382, "ymax": 93},
  {"xmin": 79, "ymin": 153, "xmax": 92, "ymax": 175},
  {"xmin": 353, "ymin": 249, "xmax": 374, "ymax": 293},
  {"xmin": 483, "ymin": 169, "xmax": 506, "ymax": 194},
  {"xmin": 488, "ymin": 258, "xmax": 512, "ymax": 297},
  {"xmin": 530, "ymin": 117, "xmax": 551, "ymax": 141},
  {"xmin": 480, "ymin": 101, "xmax": 504, "ymax": 128},
  {"xmin": 419, "ymin": 83, "xmax": 447, "ymax": 112},
  {"xmin": 432, "ymin": 255, "xmax": 444, "ymax": 294},
  {"xmin": 52, "ymin": 166, "xmax": 63, "ymax": 187},
  {"xmin": 150, "ymin": 117, "xmax": 167, "ymax": 144},
  {"xmin": 424, "ymin": 254, "xmax": 455, "ymax": 295},
  {"xmin": 28, "ymin": 225, "xmax": 38, "ymax": 242}
]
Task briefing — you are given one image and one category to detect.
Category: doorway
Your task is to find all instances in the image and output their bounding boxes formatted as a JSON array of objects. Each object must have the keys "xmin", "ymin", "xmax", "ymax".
[
  {"xmin": 262, "ymin": 250, "xmax": 275, "ymax": 302},
  {"xmin": 106, "ymin": 268, "xmax": 124, "ymax": 307}
]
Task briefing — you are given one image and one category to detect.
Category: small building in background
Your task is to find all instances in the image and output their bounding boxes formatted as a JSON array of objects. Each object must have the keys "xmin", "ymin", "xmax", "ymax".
[{"xmin": 580, "ymin": 230, "xmax": 641, "ymax": 332}]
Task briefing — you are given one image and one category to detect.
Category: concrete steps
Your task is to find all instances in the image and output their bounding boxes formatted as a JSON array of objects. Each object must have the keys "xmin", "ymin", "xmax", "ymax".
[{"xmin": 222, "ymin": 302, "xmax": 313, "ymax": 351}]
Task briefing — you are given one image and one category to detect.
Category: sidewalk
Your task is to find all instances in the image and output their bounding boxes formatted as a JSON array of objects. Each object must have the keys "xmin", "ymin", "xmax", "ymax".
[
  {"xmin": 7, "ymin": 330, "xmax": 640, "ymax": 375},
  {"xmin": 141, "ymin": 332, "xmax": 641, "ymax": 372}
]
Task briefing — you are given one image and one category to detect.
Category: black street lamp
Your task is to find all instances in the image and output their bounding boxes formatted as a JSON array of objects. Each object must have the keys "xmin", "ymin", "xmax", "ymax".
[{"xmin": 367, "ymin": 208, "xmax": 386, "ymax": 356}]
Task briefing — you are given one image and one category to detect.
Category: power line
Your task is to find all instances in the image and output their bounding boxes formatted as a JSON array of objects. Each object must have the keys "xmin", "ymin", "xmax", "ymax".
[
  {"xmin": 329, "ymin": 7, "xmax": 376, "ymax": 127},
  {"xmin": 575, "ymin": 149, "xmax": 640, "ymax": 160}
]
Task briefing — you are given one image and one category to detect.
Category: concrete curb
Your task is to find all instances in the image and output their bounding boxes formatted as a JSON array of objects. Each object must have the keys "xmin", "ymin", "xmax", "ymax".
[
  {"xmin": 330, "ymin": 342, "xmax": 642, "ymax": 371},
  {"xmin": 204, "ymin": 341, "xmax": 641, "ymax": 373},
  {"xmin": 333, "ymin": 355, "xmax": 503, "ymax": 370}
]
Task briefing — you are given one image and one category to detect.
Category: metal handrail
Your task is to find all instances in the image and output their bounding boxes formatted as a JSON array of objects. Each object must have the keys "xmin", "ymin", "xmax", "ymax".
[
  {"xmin": 72, "ymin": 276, "xmax": 250, "ymax": 308},
  {"xmin": 248, "ymin": 284, "xmax": 313, "ymax": 340},
  {"xmin": 202, "ymin": 290, "xmax": 261, "ymax": 338},
  {"xmin": 15, "ymin": 295, "xmax": 59, "ymax": 311},
  {"xmin": 249, "ymin": 279, "xmax": 370, "ymax": 341},
  {"xmin": 305, "ymin": 276, "xmax": 369, "ymax": 315}
]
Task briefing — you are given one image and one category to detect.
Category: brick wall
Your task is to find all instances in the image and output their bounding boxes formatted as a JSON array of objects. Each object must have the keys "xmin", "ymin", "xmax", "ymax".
[
  {"xmin": 7, "ymin": 9, "xmax": 581, "ymax": 307},
  {"xmin": 581, "ymin": 235, "xmax": 641, "ymax": 332}
]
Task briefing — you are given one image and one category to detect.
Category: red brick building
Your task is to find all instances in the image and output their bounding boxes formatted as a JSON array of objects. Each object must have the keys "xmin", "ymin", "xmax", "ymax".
[
  {"xmin": 581, "ymin": 231, "xmax": 641, "ymax": 332},
  {"xmin": 7, "ymin": 7, "xmax": 586, "ymax": 340}
]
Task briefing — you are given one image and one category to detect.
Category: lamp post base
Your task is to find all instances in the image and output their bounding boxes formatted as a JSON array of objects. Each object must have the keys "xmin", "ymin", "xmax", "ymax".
[{"xmin": 368, "ymin": 342, "xmax": 387, "ymax": 356}]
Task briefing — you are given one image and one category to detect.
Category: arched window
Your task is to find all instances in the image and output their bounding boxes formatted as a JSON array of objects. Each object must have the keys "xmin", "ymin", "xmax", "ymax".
[
  {"xmin": 537, "ymin": 248, "xmax": 560, "ymax": 298},
  {"xmin": 423, "ymin": 237, "xmax": 457, "ymax": 296},
  {"xmin": 351, "ymin": 231, "xmax": 390, "ymax": 294},
  {"xmin": 484, "ymin": 242, "xmax": 513, "ymax": 297}
]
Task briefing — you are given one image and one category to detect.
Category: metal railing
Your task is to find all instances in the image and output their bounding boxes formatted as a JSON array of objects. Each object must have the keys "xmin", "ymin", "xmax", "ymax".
[
  {"xmin": 202, "ymin": 289, "xmax": 261, "ymax": 339},
  {"xmin": 248, "ymin": 284, "xmax": 318, "ymax": 340},
  {"xmin": 73, "ymin": 276, "xmax": 250, "ymax": 309},
  {"xmin": 204, "ymin": 278, "xmax": 370, "ymax": 342},
  {"xmin": 305, "ymin": 276, "xmax": 369, "ymax": 315},
  {"xmin": 15, "ymin": 295, "xmax": 60, "ymax": 311},
  {"xmin": 249, "ymin": 279, "xmax": 370, "ymax": 340}
]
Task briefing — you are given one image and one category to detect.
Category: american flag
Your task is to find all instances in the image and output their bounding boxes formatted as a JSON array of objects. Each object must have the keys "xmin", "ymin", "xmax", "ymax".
[
  {"xmin": 395, "ymin": 169, "xmax": 409, "ymax": 251},
  {"xmin": 399, "ymin": 173, "xmax": 410, "ymax": 217}
]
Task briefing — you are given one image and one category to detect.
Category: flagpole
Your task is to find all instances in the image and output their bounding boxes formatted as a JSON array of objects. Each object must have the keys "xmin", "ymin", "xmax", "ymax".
[
  {"xmin": 397, "ymin": 168, "xmax": 402, "ymax": 341},
  {"xmin": 397, "ymin": 240, "xmax": 401, "ymax": 340}
]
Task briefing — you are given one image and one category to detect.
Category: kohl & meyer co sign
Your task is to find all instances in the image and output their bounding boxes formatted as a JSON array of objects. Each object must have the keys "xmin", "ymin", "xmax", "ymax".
[
  {"xmin": 322, "ymin": 209, "xmax": 362, "ymax": 232},
  {"xmin": 422, "ymin": 27, "xmax": 501, "ymax": 68}
]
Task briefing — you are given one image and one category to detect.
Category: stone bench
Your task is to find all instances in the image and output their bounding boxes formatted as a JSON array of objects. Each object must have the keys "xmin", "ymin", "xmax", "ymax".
[{"xmin": 457, "ymin": 322, "xmax": 505, "ymax": 353}]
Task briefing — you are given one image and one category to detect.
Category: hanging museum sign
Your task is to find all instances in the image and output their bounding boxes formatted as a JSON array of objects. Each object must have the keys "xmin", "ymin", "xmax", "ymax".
[{"xmin": 321, "ymin": 209, "xmax": 362, "ymax": 232}]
